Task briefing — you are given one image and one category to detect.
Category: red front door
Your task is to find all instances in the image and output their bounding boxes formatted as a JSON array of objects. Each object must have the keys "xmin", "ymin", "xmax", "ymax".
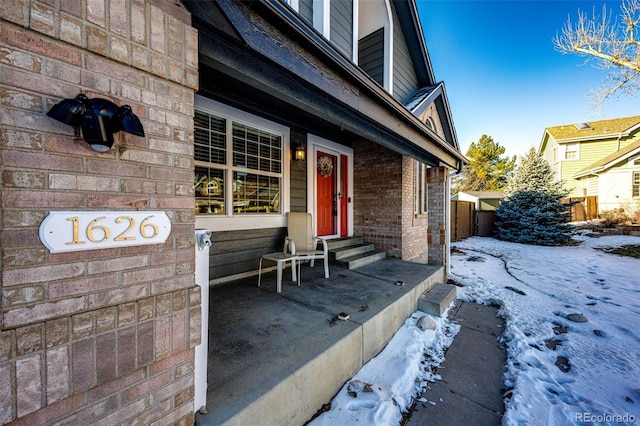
[{"xmin": 316, "ymin": 151, "xmax": 336, "ymax": 236}]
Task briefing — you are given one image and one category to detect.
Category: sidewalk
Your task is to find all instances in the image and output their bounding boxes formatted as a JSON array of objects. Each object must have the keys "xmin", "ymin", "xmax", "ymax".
[{"xmin": 407, "ymin": 301, "xmax": 506, "ymax": 426}]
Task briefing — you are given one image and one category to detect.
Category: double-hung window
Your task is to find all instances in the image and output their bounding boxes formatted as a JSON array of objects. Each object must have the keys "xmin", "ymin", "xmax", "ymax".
[
  {"xmin": 194, "ymin": 98, "xmax": 287, "ymax": 221},
  {"xmin": 633, "ymin": 172, "xmax": 640, "ymax": 197},
  {"xmin": 415, "ymin": 161, "xmax": 429, "ymax": 216}
]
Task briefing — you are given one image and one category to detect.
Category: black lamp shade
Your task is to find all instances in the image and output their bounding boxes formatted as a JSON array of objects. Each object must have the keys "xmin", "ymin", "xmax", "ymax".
[
  {"xmin": 46, "ymin": 94, "xmax": 145, "ymax": 151},
  {"xmin": 47, "ymin": 94, "xmax": 88, "ymax": 127},
  {"xmin": 117, "ymin": 105, "xmax": 145, "ymax": 136}
]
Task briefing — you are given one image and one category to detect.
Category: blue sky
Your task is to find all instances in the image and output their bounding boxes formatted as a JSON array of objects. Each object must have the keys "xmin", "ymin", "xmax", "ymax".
[{"xmin": 417, "ymin": 0, "xmax": 640, "ymax": 158}]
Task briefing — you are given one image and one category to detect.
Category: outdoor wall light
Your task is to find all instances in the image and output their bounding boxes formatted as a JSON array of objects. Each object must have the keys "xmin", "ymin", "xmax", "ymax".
[
  {"xmin": 294, "ymin": 143, "xmax": 306, "ymax": 161},
  {"xmin": 47, "ymin": 94, "xmax": 145, "ymax": 152}
]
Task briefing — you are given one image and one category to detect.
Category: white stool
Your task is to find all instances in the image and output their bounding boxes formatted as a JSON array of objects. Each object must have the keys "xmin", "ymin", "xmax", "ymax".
[{"xmin": 258, "ymin": 252, "xmax": 300, "ymax": 293}]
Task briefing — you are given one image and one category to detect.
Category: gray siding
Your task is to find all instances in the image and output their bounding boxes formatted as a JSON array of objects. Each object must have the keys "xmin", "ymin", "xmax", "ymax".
[
  {"xmin": 392, "ymin": 6, "xmax": 418, "ymax": 102},
  {"xmin": 299, "ymin": 0, "xmax": 313, "ymax": 25},
  {"xmin": 359, "ymin": 28, "xmax": 384, "ymax": 86},
  {"xmin": 209, "ymin": 227, "xmax": 286, "ymax": 279},
  {"xmin": 290, "ymin": 132, "xmax": 308, "ymax": 212},
  {"xmin": 330, "ymin": 0, "xmax": 353, "ymax": 58}
]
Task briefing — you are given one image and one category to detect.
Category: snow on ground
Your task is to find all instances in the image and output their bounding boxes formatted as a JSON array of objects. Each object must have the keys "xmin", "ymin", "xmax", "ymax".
[
  {"xmin": 310, "ymin": 234, "xmax": 640, "ymax": 425},
  {"xmin": 452, "ymin": 234, "xmax": 640, "ymax": 425}
]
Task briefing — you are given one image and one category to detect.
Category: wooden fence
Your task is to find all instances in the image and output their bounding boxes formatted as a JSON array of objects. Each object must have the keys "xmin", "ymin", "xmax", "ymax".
[
  {"xmin": 563, "ymin": 196, "xmax": 598, "ymax": 221},
  {"xmin": 451, "ymin": 200, "xmax": 498, "ymax": 241},
  {"xmin": 450, "ymin": 200, "xmax": 474, "ymax": 241}
]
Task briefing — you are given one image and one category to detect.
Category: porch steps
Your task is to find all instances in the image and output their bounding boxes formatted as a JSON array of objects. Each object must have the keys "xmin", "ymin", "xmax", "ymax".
[
  {"xmin": 327, "ymin": 237, "xmax": 387, "ymax": 269},
  {"xmin": 417, "ymin": 283, "xmax": 457, "ymax": 317}
]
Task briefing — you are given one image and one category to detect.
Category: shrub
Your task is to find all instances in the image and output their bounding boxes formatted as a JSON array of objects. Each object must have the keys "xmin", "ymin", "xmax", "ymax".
[{"xmin": 496, "ymin": 190, "xmax": 573, "ymax": 246}]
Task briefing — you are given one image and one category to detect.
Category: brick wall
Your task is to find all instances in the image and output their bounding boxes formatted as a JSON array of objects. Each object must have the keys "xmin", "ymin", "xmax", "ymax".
[
  {"xmin": 427, "ymin": 166, "xmax": 447, "ymax": 266},
  {"xmin": 353, "ymin": 140, "xmax": 403, "ymax": 258},
  {"xmin": 354, "ymin": 140, "xmax": 448, "ymax": 266},
  {"xmin": 401, "ymin": 156, "xmax": 429, "ymax": 263},
  {"xmin": 1, "ymin": 1, "xmax": 199, "ymax": 424}
]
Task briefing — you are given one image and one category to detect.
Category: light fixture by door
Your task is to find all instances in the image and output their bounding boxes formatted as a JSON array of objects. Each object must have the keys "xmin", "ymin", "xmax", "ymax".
[
  {"xmin": 47, "ymin": 94, "xmax": 145, "ymax": 152},
  {"xmin": 294, "ymin": 143, "xmax": 306, "ymax": 161}
]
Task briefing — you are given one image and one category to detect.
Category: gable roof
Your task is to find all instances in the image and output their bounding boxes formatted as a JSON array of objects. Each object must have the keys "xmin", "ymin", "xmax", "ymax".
[
  {"xmin": 574, "ymin": 138, "xmax": 640, "ymax": 178},
  {"xmin": 544, "ymin": 115, "xmax": 640, "ymax": 142},
  {"xmin": 404, "ymin": 82, "xmax": 459, "ymax": 151}
]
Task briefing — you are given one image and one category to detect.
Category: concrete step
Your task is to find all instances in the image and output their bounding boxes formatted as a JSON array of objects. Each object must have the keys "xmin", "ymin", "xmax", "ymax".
[
  {"xmin": 325, "ymin": 236, "xmax": 364, "ymax": 250},
  {"xmin": 335, "ymin": 249, "xmax": 387, "ymax": 270},
  {"xmin": 330, "ymin": 243, "xmax": 376, "ymax": 260},
  {"xmin": 417, "ymin": 283, "xmax": 457, "ymax": 317}
]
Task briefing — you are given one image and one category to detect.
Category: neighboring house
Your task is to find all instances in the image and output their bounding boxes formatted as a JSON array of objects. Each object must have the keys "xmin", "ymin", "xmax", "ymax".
[
  {"xmin": 452, "ymin": 191, "xmax": 505, "ymax": 211},
  {"xmin": 0, "ymin": 0, "xmax": 463, "ymax": 425},
  {"xmin": 539, "ymin": 115, "xmax": 640, "ymax": 216}
]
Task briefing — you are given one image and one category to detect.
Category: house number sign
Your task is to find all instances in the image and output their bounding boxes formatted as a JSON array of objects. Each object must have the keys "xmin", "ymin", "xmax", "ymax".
[{"xmin": 39, "ymin": 211, "xmax": 171, "ymax": 253}]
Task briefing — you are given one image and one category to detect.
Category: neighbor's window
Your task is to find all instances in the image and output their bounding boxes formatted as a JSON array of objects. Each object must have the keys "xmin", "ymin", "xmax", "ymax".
[
  {"xmin": 565, "ymin": 143, "xmax": 579, "ymax": 160},
  {"xmin": 415, "ymin": 161, "xmax": 429, "ymax": 215},
  {"xmin": 194, "ymin": 110, "xmax": 282, "ymax": 215},
  {"xmin": 633, "ymin": 172, "xmax": 640, "ymax": 197}
]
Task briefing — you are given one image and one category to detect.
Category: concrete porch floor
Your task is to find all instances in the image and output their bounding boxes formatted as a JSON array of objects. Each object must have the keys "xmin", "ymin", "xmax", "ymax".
[{"xmin": 197, "ymin": 259, "xmax": 444, "ymax": 426}]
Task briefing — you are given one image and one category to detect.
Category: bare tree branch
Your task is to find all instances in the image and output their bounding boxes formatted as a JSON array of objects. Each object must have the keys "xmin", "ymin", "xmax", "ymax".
[{"xmin": 554, "ymin": 0, "xmax": 640, "ymax": 105}]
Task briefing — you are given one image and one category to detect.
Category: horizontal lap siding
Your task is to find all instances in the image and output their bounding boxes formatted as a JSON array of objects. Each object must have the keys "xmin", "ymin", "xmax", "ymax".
[
  {"xmin": 209, "ymin": 227, "xmax": 286, "ymax": 279},
  {"xmin": 299, "ymin": 0, "xmax": 313, "ymax": 25},
  {"xmin": 331, "ymin": 0, "xmax": 353, "ymax": 58},
  {"xmin": 359, "ymin": 29, "xmax": 385, "ymax": 86},
  {"xmin": 392, "ymin": 7, "xmax": 418, "ymax": 102}
]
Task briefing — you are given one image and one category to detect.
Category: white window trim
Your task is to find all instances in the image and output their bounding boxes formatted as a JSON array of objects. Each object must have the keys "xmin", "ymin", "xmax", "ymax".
[
  {"xmin": 194, "ymin": 95, "xmax": 290, "ymax": 231},
  {"xmin": 414, "ymin": 161, "xmax": 428, "ymax": 216}
]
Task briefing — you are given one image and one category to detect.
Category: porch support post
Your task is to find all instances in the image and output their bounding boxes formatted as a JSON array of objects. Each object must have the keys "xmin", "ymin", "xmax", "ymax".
[{"xmin": 427, "ymin": 167, "xmax": 447, "ymax": 273}]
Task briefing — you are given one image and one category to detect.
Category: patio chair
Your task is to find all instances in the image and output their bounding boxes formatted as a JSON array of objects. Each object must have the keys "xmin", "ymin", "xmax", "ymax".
[{"xmin": 284, "ymin": 212, "xmax": 329, "ymax": 280}]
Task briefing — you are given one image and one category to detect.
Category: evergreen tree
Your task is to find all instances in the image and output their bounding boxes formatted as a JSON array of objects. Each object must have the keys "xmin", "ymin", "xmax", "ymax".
[
  {"xmin": 495, "ymin": 191, "xmax": 573, "ymax": 245},
  {"xmin": 453, "ymin": 135, "xmax": 516, "ymax": 193},
  {"xmin": 505, "ymin": 147, "xmax": 569, "ymax": 197}
]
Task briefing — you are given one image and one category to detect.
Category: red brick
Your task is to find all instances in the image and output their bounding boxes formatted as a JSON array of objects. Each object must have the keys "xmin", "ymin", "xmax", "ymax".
[
  {"xmin": 122, "ymin": 370, "xmax": 171, "ymax": 405},
  {"xmin": 117, "ymin": 325, "xmax": 137, "ymax": 375},
  {"xmin": 48, "ymin": 275, "xmax": 118, "ymax": 300},
  {"xmin": 0, "ymin": 363, "xmax": 14, "ymax": 424},
  {"xmin": 16, "ymin": 353, "xmax": 42, "ymax": 417},
  {"xmin": 0, "ymin": 0, "xmax": 26, "ymax": 26},
  {"xmin": 138, "ymin": 297, "xmax": 155, "ymax": 322},
  {"xmin": 0, "ymin": 329, "xmax": 15, "ymax": 362},
  {"xmin": 189, "ymin": 306, "xmax": 201, "ymax": 349},
  {"xmin": 29, "ymin": 3, "xmax": 55, "ymax": 36},
  {"xmin": 87, "ymin": 367, "xmax": 146, "ymax": 403},
  {"xmin": 72, "ymin": 338, "xmax": 95, "ymax": 392},
  {"xmin": 0, "ymin": 26, "xmax": 81, "ymax": 65},
  {"xmin": 3, "ymin": 262, "xmax": 85, "ymax": 286},
  {"xmin": 138, "ymin": 320, "xmax": 154, "ymax": 366},
  {"xmin": 150, "ymin": 5, "xmax": 166, "ymax": 53},
  {"xmin": 55, "ymin": 395, "xmax": 118, "ymax": 426},
  {"xmin": 154, "ymin": 315, "xmax": 170, "ymax": 360},
  {"xmin": 59, "ymin": 13, "xmax": 82, "ymax": 46},
  {"xmin": 171, "ymin": 311, "xmax": 186, "ymax": 354},
  {"xmin": 16, "ymin": 323, "xmax": 43, "ymax": 356},
  {"xmin": 109, "ymin": 0, "xmax": 128, "ymax": 36},
  {"xmin": 45, "ymin": 317, "xmax": 70, "ymax": 349},
  {"xmin": 118, "ymin": 302, "xmax": 137, "ymax": 327},
  {"xmin": 72, "ymin": 312, "xmax": 94, "ymax": 340},
  {"xmin": 8, "ymin": 393, "xmax": 85, "ymax": 426},
  {"xmin": 122, "ymin": 265, "xmax": 174, "ymax": 286},
  {"xmin": 86, "ymin": 24, "xmax": 108, "ymax": 56},
  {"xmin": 4, "ymin": 297, "xmax": 86, "ymax": 328},
  {"xmin": 2, "ymin": 150, "xmax": 84, "ymax": 172},
  {"xmin": 88, "ymin": 254, "xmax": 149, "ymax": 275},
  {"xmin": 60, "ymin": 0, "xmax": 82, "ymax": 18},
  {"xmin": 46, "ymin": 345, "xmax": 70, "ymax": 404},
  {"xmin": 150, "ymin": 275, "xmax": 194, "ymax": 296},
  {"xmin": 3, "ymin": 285, "xmax": 46, "ymax": 308},
  {"xmin": 131, "ymin": 0, "xmax": 147, "ymax": 44},
  {"xmin": 96, "ymin": 332, "xmax": 117, "ymax": 384},
  {"xmin": 0, "ymin": 87, "xmax": 44, "ymax": 111},
  {"xmin": 110, "ymin": 35, "xmax": 129, "ymax": 63},
  {"xmin": 86, "ymin": 284, "xmax": 149, "ymax": 310},
  {"xmin": 0, "ymin": 129, "xmax": 44, "ymax": 150}
]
